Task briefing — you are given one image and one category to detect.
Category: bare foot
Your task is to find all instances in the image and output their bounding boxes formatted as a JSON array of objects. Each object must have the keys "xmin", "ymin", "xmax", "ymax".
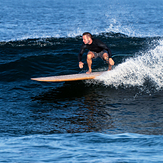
[{"xmin": 86, "ymin": 70, "xmax": 92, "ymax": 74}]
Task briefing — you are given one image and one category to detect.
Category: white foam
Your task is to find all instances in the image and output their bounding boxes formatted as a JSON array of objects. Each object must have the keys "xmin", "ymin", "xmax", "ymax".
[
  {"xmin": 104, "ymin": 18, "xmax": 137, "ymax": 37},
  {"xmin": 96, "ymin": 39, "xmax": 163, "ymax": 90}
]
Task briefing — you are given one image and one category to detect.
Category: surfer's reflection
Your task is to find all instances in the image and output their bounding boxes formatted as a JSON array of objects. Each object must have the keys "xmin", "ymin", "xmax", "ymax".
[{"xmin": 32, "ymin": 82, "xmax": 113, "ymax": 133}]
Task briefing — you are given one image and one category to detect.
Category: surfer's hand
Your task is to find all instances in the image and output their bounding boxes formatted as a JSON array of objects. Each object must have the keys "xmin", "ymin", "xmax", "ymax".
[{"xmin": 79, "ymin": 62, "xmax": 84, "ymax": 69}]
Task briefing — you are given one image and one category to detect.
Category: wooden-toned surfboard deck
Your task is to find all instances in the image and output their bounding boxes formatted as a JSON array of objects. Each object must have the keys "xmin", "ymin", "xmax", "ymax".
[{"xmin": 31, "ymin": 71, "xmax": 105, "ymax": 82}]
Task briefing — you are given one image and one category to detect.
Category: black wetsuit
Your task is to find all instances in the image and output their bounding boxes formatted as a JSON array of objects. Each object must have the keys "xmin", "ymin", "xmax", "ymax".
[{"xmin": 78, "ymin": 38, "xmax": 112, "ymax": 62}]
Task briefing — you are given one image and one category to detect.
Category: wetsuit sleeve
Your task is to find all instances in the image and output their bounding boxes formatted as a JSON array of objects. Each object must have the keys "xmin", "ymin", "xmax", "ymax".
[
  {"xmin": 78, "ymin": 43, "xmax": 86, "ymax": 62},
  {"xmin": 97, "ymin": 39, "xmax": 112, "ymax": 58}
]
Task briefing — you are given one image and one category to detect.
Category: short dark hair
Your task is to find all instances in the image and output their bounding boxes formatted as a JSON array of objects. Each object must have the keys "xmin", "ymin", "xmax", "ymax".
[{"xmin": 82, "ymin": 32, "xmax": 93, "ymax": 39}]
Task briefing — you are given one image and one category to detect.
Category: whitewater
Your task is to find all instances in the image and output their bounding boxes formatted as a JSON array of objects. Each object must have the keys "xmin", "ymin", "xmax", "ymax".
[{"xmin": 97, "ymin": 39, "xmax": 163, "ymax": 91}]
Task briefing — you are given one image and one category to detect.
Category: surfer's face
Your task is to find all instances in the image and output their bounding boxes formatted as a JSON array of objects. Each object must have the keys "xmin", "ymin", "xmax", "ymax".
[{"xmin": 83, "ymin": 35, "xmax": 91, "ymax": 44}]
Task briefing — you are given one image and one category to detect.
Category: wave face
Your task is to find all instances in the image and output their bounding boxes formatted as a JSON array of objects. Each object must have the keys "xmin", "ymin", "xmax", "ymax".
[{"xmin": 0, "ymin": 33, "xmax": 160, "ymax": 83}]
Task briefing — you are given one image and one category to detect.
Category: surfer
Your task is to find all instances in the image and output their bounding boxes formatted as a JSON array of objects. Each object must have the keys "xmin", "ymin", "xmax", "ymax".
[{"xmin": 78, "ymin": 32, "xmax": 114, "ymax": 74}]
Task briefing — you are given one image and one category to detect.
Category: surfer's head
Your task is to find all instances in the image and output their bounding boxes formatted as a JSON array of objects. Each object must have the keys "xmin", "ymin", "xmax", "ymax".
[{"xmin": 82, "ymin": 32, "xmax": 93, "ymax": 45}]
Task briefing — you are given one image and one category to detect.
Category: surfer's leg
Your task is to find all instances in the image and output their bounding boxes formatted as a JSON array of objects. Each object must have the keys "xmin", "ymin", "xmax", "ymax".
[
  {"xmin": 103, "ymin": 53, "xmax": 114, "ymax": 70},
  {"xmin": 86, "ymin": 51, "xmax": 94, "ymax": 74}
]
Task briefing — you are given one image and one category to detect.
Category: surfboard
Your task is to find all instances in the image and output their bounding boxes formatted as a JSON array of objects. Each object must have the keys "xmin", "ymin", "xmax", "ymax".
[{"xmin": 31, "ymin": 71, "xmax": 105, "ymax": 82}]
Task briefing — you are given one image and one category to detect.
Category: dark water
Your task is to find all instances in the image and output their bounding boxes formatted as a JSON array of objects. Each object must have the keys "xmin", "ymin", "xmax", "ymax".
[{"xmin": 1, "ymin": 0, "xmax": 163, "ymax": 162}]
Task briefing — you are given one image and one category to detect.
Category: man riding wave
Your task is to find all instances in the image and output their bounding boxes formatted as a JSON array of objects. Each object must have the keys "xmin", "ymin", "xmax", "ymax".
[{"xmin": 78, "ymin": 32, "xmax": 114, "ymax": 74}]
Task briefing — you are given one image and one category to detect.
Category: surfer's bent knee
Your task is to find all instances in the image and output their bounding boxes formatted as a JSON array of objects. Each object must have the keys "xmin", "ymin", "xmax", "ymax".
[{"xmin": 87, "ymin": 51, "xmax": 94, "ymax": 59}]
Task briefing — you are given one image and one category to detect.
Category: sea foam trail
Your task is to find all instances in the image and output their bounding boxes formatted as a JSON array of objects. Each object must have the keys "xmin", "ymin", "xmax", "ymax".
[{"xmin": 96, "ymin": 40, "xmax": 163, "ymax": 90}]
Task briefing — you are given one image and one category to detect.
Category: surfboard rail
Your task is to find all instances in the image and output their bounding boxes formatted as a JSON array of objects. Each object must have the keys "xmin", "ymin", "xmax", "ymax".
[{"xmin": 31, "ymin": 71, "xmax": 105, "ymax": 82}]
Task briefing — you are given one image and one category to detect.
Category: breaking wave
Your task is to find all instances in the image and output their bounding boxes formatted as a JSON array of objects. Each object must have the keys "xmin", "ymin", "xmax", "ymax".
[{"xmin": 97, "ymin": 39, "xmax": 163, "ymax": 91}]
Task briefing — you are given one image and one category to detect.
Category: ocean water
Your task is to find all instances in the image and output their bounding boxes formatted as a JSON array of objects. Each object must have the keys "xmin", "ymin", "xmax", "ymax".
[{"xmin": 0, "ymin": 0, "xmax": 163, "ymax": 162}]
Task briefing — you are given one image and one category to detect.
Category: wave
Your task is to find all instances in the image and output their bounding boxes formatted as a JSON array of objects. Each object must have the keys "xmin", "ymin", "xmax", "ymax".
[
  {"xmin": 2, "ymin": 17, "xmax": 162, "ymax": 42},
  {"xmin": 0, "ymin": 32, "xmax": 162, "ymax": 84},
  {"xmin": 96, "ymin": 39, "xmax": 163, "ymax": 92},
  {"xmin": 0, "ymin": 32, "xmax": 160, "ymax": 50}
]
